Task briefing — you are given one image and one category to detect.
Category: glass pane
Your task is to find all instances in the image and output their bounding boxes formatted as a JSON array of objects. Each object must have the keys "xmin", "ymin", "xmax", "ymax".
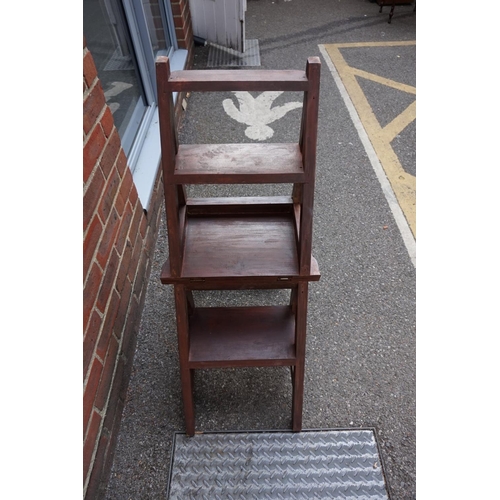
[
  {"xmin": 141, "ymin": 0, "xmax": 172, "ymax": 57},
  {"xmin": 83, "ymin": 0, "xmax": 147, "ymax": 152}
]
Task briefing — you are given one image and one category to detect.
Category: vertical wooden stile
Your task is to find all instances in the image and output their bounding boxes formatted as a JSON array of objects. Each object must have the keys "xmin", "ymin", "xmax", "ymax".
[
  {"xmin": 156, "ymin": 57, "xmax": 183, "ymax": 277},
  {"xmin": 299, "ymin": 57, "xmax": 321, "ymax": 276}
]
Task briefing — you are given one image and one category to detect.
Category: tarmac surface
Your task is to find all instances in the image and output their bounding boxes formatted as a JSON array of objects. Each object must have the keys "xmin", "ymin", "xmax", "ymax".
[{"xmin": 105, "ymin": 1, "xmax": 416, "ymax": 498}]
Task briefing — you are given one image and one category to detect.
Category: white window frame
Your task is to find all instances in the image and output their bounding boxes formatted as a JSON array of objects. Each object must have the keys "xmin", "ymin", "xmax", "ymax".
[{"xmin": 120, "ymin": 0, "xmax": 188, "ymax": 211}]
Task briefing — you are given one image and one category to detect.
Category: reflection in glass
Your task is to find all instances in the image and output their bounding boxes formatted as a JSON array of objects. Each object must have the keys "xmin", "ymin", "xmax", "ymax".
[
  {"xmin": 83, "ymin": 0, "xmax": 146, "ymax": 152},
  {"xmin": 141, "ymin": 0, "xmax": 171, "ymax": 55}
]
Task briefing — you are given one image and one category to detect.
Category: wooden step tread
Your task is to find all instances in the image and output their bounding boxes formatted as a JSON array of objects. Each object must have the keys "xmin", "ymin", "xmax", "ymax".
[
  {"xmin": 160, "ymin": 208, "xmax": 320, "ymax": 285},
  {"xmin": 182, "ymin": 213, "xmax": 298, "ymax": 278},
  {"xmin": 173, "ymin": 143, "xmax": 305, "ymax": 184},
  {"xmin": 188, "ymin": 306, "xmax": 296, "ymax": 368}
]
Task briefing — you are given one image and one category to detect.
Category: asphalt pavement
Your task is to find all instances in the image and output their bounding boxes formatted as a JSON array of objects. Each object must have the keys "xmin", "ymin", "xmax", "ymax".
[{"xmin": 105, "ymin": 1, "xmax": 416, "ymax": 498}]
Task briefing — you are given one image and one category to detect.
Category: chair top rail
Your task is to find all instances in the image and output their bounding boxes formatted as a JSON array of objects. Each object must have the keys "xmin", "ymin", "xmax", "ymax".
[{"xmin": 166, "ymin": 68, "xmax": 310, "ymax": 92}]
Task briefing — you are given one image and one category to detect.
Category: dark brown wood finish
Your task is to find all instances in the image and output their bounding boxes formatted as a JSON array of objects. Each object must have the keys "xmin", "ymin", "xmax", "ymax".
[
  {"xmin": 167, "ymin": 69, "xmax": 309, "ymax": 92},
  {"xmin": 156, "ymin": 57, "xmax": 183, "ymax": 277},
  {"xmin": 292, "ymin": 282, "xmax": 308, "ymax": 431},
  {"xmin": 182, "ymin": 214, "xmax": 298, "ymax": 278},
  {"xmin": 159, "ymin": 265, "xmax": 320, "ymax": 289},
  {"xmin": 156, "ymin": 56, "xmax": 321, "ymax": 436},
  {"xmin": 173, "ymin": 285, "xmax": 195, "ymax": 435},
  {"xmin": 174, "ymin": 143, "xmax": 305, "ymax": 184},
  {"xmin": 188, "ymin": 306, "xmax": 296, "ymax": 368},
  {"xmin": 299, "ymin": 58, "xmax": 321, "ymax": 276}
]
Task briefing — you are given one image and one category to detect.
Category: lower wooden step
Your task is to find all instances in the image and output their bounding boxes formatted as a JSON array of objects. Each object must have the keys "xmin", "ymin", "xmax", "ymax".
[{"xmin": 188, "ymin": 306, "xmax": 296, "ymax": 368}]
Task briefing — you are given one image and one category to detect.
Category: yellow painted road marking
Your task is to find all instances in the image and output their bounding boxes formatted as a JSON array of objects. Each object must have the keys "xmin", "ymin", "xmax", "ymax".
[
  {"xmin": 382, "ymin": 101, "xmax": 416, "ymax": 143},
  {"xmin": 323, "ymin": 42, "xmax": 416, "ymax": 238},
  {"xmin": 350, "ymin": 67, "xmax": 416, "ymax": 95},
  {"xmin": 331, "ymin": 41, "xmax": 416, "ymax": 48}
]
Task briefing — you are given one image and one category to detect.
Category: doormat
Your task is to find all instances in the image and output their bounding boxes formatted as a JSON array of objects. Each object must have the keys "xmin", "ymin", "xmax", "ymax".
[
  {"xmin": 207, "ymin": 39, "xmax": 261, "ymax": 68},
  {"xmin": 167, "ymin": 429, "xmax": 390, "ymax": 499}
]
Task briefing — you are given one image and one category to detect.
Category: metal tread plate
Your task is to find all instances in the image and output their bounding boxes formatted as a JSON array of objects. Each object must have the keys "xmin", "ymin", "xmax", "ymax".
[
  {"xmin": 167, "ymin": 429, "xmax": 389, "ymax": 499},
  {"xmin": 207, "ymin": 39, "xmax": 261, "ymax": 68}
]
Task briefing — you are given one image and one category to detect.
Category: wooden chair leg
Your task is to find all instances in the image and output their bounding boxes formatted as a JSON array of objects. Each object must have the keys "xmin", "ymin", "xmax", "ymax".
[
  {"xmin": 174, "ymin": 285, "xmax": 195, "ymax": 436},
  {"xmin": 179, "ymin": 367, "xmax": 195, "ymax": 436},
  {"xmin": 292, "ymin": 362, "xmax": 305, "ymax": 431},
  {"xmin": 292, "ymin": 282, "xmax": 308, "ymax": 431}
]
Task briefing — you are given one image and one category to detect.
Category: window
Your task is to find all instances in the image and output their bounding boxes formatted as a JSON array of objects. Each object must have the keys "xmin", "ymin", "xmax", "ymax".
[{"xmin": 84, "ymin": 0, "xmax": 187, "ymax": 209}]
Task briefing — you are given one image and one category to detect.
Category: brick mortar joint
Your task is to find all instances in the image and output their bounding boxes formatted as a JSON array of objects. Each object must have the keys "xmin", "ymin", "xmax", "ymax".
[
  {"xmin": 83, "ymin": 76, "xmax": 101, "ymax": 104},
  {"xmin": 111, "ymin": 329, "xmax": 122, "ymax": 347},
  {"xmin": 101, "ymin": 257, "xmax": 129, "ymax": 316},
  {"xmin": 125, "ymin": 197, "xmax": 143, "ymax": 246},
  {"xmin": 84, "ymin": 250, "xmax": 156, "ymax": 497},
  {"xmin": 96, "ymin": 252, "xmax": 121, "ymax": 308},
  {"xmin": 83, "ymin": 406, "xmax": 106, "ymax": 497},
  {"xmin": 83, "ymin": 350, "xmax": 105, "ymax": 390},
  {"xmin": 83, "ymin": 257, "xmax": 104, "ymax": 293},
  {"xmin": 83, "ymin": 322, "xmax": 124, "ymax": 491},
  {"xmin": 89, "ymin": 200, "xmax": 144, "ymax": 321},
  {"xmin": 84, "ymin": 405, "xmax": 104, "ymax": 443},
  {"xmin": 84, "ymin": 284, "xmax": 121, "ymax": 365},
  {"xmin": 132, "ymin": 252, "xmax": 151, "ymax": 298},
  {"xmin": 98, "ymin": 346, "xmax": 121, "ymax": 413},
  {"xmin": 83, "ymin": 214, "xmax": 106, "ymax": 285},
  {"xmin": 177, "ymin": 0, "xmax": 188, "ymax": 18},
  {"xmin": 82, "ymin": 124, "xmax": 119, "ymax": 200},
  {"xmin": 83, "ymin": 98, "xmax": 110, "ymax": 145},
  {"xmin": 83, "ymin": 202, "xmax": 105, "ymax": 235}
]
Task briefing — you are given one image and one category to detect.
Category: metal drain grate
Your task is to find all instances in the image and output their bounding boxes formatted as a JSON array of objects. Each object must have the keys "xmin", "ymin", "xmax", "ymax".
[
  {"xmin": 167, "ymin": 429, "xmax": 390, "ymax": 499},
  {"xmin": 207, "ymin": 39, "xmax": 261, "ymax": 68}
]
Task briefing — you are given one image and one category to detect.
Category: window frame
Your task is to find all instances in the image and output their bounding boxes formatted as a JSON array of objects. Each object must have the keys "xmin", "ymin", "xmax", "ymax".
[{"xmin": 110, "ymin": 0, "xmax": 187, "ymax": 210}]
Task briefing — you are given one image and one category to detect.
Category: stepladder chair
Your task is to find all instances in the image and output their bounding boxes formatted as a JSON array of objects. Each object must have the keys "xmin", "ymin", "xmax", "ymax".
[{"xmin": 156, "ymin": 56, "xmax": 321, "ymax": 436}]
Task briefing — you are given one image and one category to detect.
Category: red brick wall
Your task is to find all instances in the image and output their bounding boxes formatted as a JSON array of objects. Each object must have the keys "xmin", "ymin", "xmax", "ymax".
[
  {"xmin": 171, "ymin": 0, "xmax": 194, "ymax": 51},
  {"xmin": 83, "ymin": 41, "xmax": 163, "ymax": 499},
  {"xmin": 83, "ymin": 2, "xmax": 193, "ymax": 496}
]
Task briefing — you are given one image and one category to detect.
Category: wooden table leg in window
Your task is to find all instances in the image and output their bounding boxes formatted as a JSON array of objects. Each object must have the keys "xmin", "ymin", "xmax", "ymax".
[{"xmin": 378, "ymin": 0, "xmax": 415, "ymax": 23}]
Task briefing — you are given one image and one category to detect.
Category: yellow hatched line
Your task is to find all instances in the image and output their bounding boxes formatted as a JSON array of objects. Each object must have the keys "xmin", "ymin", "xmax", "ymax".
[
  {"xmin": 333, "ymin": 41, "xmax": 416, "ymax": 48},
  {"xmin": 350, "ymin": 67, "xmax": 416, "ymax": 95},
  {"xmin": 382, "ymin": 101, "xmax": 416, "ymax": 143},
  {"xmin": 324, "ymin": 42, "xmax": 416, "ymax": 238}
]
